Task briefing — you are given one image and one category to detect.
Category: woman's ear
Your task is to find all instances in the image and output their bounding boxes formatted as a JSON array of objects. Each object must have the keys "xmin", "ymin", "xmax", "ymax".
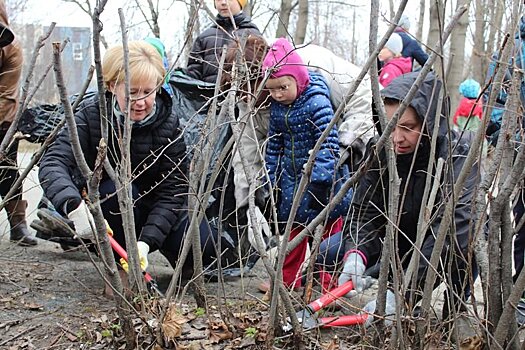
[{"xmin": 107, "ymin": 81, "xmax": 115, "ymax": 93}]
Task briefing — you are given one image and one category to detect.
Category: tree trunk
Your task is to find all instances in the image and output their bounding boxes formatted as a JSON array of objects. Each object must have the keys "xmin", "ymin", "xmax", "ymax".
[
  {"xmin": 351, "ymin": 8, "xmax": 357, "ymax": 62},
  {"xmin": 469, "ymin": 0, "xmax": 487, "ymax": 84},
  {"xmin": 184, "ymin": 0, "xmax": 200, "ymax": 67},
  {"xmin": 416, "ymin": 0, "xmax": 425, "ymax": 42},
  {"xmin": 275, "ymin": 0, "xmax": 293, "ymax": 38},
  {"xmin": 448, "ymin": 0, "xmax": 472, "ymax": 112},
  {"xmin": 146, "ymin": 0, "xmax": 160, "ymax": 38},
  {"xmin": 486, "ymin": 0, "xmax": 504, "ymax": 58},
  {"xmin": 244, "ymin": 0, "xmax": 252, "ymax": 17},
  {"xmin": 294, "ymin": 0, "xmax": 308, "ymax": 44},
  {"xmin": 426, "ymin": 0, "xmax": 444, "ymax": 51}
]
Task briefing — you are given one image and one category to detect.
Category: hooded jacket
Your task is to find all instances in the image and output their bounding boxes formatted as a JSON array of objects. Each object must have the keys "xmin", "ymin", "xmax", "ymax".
[
  {"xmin": 0, "ymin": 2, "xmax": 22, "ymax": 127},
  {"xmin": 39, "ymin": 88, "xmax": 188, "ymax": 251},
  {"xmin": 185, "ymin": 12, "xmax": 260, "ymax": 84},
  {"xmin": 379, "ymin": 56, "xmax": 412, "ymax": 87},
  {"xmin": 345, "ymin": 72, "xmax": 480, "ymax": 285},
  {"xmin": 265, "ymin": 71, "xmax": 344, "ymax": 224}
]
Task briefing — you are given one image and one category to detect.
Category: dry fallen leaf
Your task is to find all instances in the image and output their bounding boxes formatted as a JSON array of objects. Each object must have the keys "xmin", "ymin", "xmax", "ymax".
[
  {"xmin": 324, "ymin": 335, "xmax": 340, "ymax": 350},
  {"xmin": 191, "ymin": 318, "xmax": 208, "ymax": 330},
  {"xmin": 162, "ymin": 305, "xmax": 190, "ymax": 342},
  {"xmin": 25, "ymin": 302, "xmax": 44, "ymax": 311},
  {"xmin": 237, "ymin": 336, "xmax": 256, "ymax": 348},
  {"xmin": 459, "ymin": 336, "xmax": 484, "ymax": 350},
  {"xmin": 256, "ymin": 330, "xmax": 267, "ymax": 342},
  {"xmin": 64, "ymin": 332, "xmax": 78, "ymax": 342},
  {"xmin": 261, "ymin": 291, "xmax": 271, "ymax": 302},
  {"xmin": 208, "ymin": 320, "xmax": 233, "ymax": 343}
]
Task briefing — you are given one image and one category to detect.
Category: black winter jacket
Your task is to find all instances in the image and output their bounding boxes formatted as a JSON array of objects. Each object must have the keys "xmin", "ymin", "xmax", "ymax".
[
  {"xmin": 344, "ymin": 72, "xmax": 480, "ymax": 285},
  {"xmin": 395, "ymin": 29, "xmax": 429, "ymax": 68},
  {"xmin": 185, "ymin": 12, "xmax": 260, "ymax": 83},
  {"xmin": 39, "ymin": 89, "xmax": 188, "ymax": 251}
]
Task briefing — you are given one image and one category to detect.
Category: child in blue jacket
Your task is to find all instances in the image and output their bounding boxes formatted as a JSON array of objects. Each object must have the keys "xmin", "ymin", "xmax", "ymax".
[{"xmin": 261, "ymin": 38, "xmax": 348, "ymax": 290}]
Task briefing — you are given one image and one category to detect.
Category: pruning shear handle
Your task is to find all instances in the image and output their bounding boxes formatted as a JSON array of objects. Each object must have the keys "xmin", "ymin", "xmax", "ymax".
[{"xmin": 107, "ymin": 234, "xmax": 163, "ymax": 297}]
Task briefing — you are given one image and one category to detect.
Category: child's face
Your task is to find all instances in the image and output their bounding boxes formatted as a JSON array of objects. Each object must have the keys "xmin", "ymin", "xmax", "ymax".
[
  {"xmin": 385, "ymin": 102, "xmax": 423, "ymax": 155},
  {"xmin": 215, "ymin": 0, "xmax": 242, "ymax": 17},
  {"xmin": 378, "ymin": 47, "xmax": 395, "ymax": 62},
  {"xmin": 265, "ymin": 75, "xmax": 298, "ymax": 105}
]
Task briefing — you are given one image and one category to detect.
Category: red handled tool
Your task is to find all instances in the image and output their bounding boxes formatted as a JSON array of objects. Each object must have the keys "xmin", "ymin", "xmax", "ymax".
[
  {"xmin": 283, "ymin": 280, "xmax": 367, "ymax": 331},
  {"xmin": 108, "ymin": 234, "xmax": 163, "ymax": 297}
]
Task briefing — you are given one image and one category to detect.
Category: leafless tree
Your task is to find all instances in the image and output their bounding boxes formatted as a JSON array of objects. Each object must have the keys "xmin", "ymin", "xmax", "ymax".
[
  {"xmin": 447, "ymin": 0, "xmax": 472, "ymax": 109},
  {"xmin": 62, "ymin": 0, "xmax": 108, "ymax": 49},
  {"xmin": 275, "ymin": 0, "xmax": 293, "ymax": 38},
  {"xmin": 293, "ymin": 0, "xmax": 307, "ymax": 44},
  {"xmin": 4, "ymin": 0, "xmax": 27, "ymax": 23},
  {"xmin": 416, "ymin": 0, "xmax": 425, "ymax": 42},
  {"xmin": 470, "ymin": 0, "xmax": 488, "ymax": 84},
  {"xmin": 426, "ymin": 0, "xmax": 444, "ymax": 51}
]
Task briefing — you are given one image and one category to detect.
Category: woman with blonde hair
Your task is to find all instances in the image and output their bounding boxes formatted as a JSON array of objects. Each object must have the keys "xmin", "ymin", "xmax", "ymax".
[{"xmin": 38, "ymin": 41, "xmax": 218, "ymax": 289}]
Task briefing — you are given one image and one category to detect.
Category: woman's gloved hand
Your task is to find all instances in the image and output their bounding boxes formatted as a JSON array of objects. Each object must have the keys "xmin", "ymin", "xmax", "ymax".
[
  {"xmin": 338, "ymin": 251, "xmax": 374, "ymax": 298},
  {"xmin": 120, "ymin": 241, "xmax": 150, "ymax": 272},
  {"xmin": 67, "ymin": 201, "xmax": 95, "ymax": 239}
]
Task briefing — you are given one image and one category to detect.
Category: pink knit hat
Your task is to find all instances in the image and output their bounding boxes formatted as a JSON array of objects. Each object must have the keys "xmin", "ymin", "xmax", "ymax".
[{"xmin": 262, "ymin": 38, "xmax": 310, "ymax": 98}]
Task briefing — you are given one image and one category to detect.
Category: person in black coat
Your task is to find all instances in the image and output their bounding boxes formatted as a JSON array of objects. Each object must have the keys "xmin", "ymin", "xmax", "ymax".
[
  {"xmin": 394, "ymin": 15, "xmax": 429, "ymax": 69},
  {"xmin": 185, "ymin": 0, "xmax": 260, "ymax": 83},
  {"xmin": 38, "ymin": 41, "xmax": 218, "ymax": 277},
  {"xmin": 319, "ymin": 72, "xmax": 480, "ymax": 324}
]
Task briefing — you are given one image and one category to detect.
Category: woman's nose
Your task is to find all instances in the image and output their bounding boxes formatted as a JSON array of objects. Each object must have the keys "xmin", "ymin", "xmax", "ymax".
[
  {"xmin": 133, "ymin": 96, "xmax": 146, "ymax": 106},
  {"xmin": 391, "ymin": 128, "xmax": 402, "ymax": 143}
]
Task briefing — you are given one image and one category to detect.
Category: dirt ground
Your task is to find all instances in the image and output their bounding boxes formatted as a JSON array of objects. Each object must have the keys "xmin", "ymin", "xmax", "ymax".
[{"xmin": 0, "ymin": 146, "xmax": 494, "ymax": 349}]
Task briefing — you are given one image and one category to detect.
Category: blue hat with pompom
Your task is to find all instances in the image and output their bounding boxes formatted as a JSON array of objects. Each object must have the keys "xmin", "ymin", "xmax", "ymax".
[{"xmin": 459, "ymin": 79, "xmax": 480, "ymax": 99}]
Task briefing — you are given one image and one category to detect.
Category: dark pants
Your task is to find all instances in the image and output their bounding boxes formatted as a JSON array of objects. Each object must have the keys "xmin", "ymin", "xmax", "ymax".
[
  {"xmin": 514, "ymin": 187, "xmax": 525, "ymax": 281},
  {"xmin": 0, "ymin": 126, "xmax": 22, "ymax": 201},
  {"xmin": 318, "ymin": 231, "xmax": 477, "ymax": 317},
  {"xmin": 99, "ymin": 180, "xmax": 218, "ymax": 267}
]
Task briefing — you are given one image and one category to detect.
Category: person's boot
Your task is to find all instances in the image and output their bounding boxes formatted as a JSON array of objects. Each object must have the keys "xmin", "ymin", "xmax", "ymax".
[{"xmin": 6, "ymin": 200, "xmax": 37, "ymax": 246}]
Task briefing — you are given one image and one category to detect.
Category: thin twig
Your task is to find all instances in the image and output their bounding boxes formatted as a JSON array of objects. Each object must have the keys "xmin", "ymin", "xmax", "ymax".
[{"xmin": 0, "ymin": 324, "xmax": 40, "ymax": 347}]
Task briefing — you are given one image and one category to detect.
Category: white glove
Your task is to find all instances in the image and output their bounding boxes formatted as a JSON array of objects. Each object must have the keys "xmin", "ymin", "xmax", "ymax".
[
  {"xmin": 68, "ymin": 201, "xmax": 95, "ymax": 239},
  {"xmin": 247, "ymin": 207, "xmax": 271, "ymax": 249},
  {"xmin": 338, "ymin": 252, "xmax": 374, "ymax": 298},
  {"xmin": 363, "ymin": 289, "xmax": 397, "ymax": 327}
]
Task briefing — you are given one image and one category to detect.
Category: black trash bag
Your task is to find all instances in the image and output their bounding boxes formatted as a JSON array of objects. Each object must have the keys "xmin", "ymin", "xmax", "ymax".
[
  {"xmin": 19, "ymin": 91, "xmax": 97, "ymax": 144},
  {"xmin": 169, "ymin": 70, "xmax": 258, "ymax": 274},
  {"xmin": 203, "ymin": 215, "xmax": 261, "ymax": 279},
  {"xmin": 168, "ymin": 70, "xmax": 216, "ymax": 158},
  {"xmin": 169, "ymin": 70, "xmax": 236, "ymax": 223}
]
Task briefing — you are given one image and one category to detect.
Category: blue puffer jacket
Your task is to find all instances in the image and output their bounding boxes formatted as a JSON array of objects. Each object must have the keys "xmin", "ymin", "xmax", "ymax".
[{"xmin": 265, "ymin": 72, "xmax": 341, "ymax": 224}]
